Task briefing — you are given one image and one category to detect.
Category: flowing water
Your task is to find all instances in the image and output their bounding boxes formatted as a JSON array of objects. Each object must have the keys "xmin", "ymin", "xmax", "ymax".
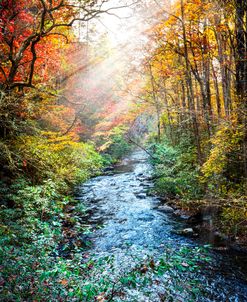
[{"xmin": 75, "ymin": 150, "xmax": 247, "ymax": 301}]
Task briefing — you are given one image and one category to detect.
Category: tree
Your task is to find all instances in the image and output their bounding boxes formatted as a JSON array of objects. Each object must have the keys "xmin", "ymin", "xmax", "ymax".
[
  {"xmin": 0, "ymin": 0, "xmax": 124, "ymax": 91},
  {"xmin": 139, "ymin": 0, "xmax": 247, "ymax": 193},
  {"xmin": 234, "ymin": 0, "xmax": 247, "ymax": 178}
]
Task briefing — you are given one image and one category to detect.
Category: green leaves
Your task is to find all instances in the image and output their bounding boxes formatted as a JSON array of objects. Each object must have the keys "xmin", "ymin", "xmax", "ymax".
[
  {"xmin": 0, "ymin": 227, "xmax": 210, "ymax": 302},
  {"xmin": 150, "ymin": 140, "xmax": 203, "ymax": 199},
  {"xmin": 100, "ymin": 126, "xmax": 132, "ymax": 163}
]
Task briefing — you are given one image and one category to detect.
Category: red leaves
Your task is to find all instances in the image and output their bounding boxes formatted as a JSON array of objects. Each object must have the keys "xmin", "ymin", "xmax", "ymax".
[
  {"xmin": 0, "ymin": 0, "xmax": 73, "ymax": 88},
  {"xmin": 18, "ymin": 11, "xmax": 34, "ymax": 24},
  {"xmin": 8, "ymin": 23, "xmax": 15, "ymax": 33}
]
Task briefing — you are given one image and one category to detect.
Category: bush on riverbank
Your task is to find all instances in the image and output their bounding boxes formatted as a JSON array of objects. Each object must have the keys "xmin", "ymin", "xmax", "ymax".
[
  {"xmin": 97, "ymin": 126, "xmax": 132, "ymax": 163},
  {"xmin": 0, "ymin": 226, "xmax": 211, "ymax": 302},
  {"xmin": 148, "ymin": 134, "xmax": 247, "ymax": 240},
  {"xmin": 0, "ymin": 130, "xmax": 106, "ymax": 299},
  {"xmin": 0, "ymin": 131, "xmax": 104, "ymax": 239},
  {"xmin": 149, "ymin": 136, "xmax": 204, "ymax": 200}
]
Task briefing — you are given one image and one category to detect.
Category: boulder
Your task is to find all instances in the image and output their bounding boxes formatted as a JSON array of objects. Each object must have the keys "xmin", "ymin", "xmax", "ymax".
[
  {"xmin": 173, "ymin": 228, "xmax": 194, "ymax": 236},
  {"xmin": 157, "ymin": 205, "xmax": 174, "ymax": 213},
  {"xmin": 182, "ymin": 228, "xmax": 194, "ymax": 235},
  {"xmin": 136, "ymin": 193, "xmax": 146, "ymax": 199},
  {"xmin": 180, "ymin": 214, "xmax": 190, "ymax": 220}
]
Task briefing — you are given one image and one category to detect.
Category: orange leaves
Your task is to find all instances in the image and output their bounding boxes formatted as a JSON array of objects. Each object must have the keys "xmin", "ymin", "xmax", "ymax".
[
  {"xmin": 58, "ymin": 279, "xmax": 68, "ymax": 286},
  {"xmin": 96, "ymin": 293, "xmax": 106, "ymax": 301}
]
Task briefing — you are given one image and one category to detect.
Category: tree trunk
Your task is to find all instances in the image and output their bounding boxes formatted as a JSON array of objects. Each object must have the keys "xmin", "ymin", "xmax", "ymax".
[
  {"xmin": 235, "ymin": 0, "xmax": 247, "ymax": 179},
  {"xmin": 211, "ymin": 63, "xmax": 222, "ymax": 120},
  {"xmin": 181, "ymin": 0, "xmax": 203, "ymax": 163},
  {"xmin": 214, "ymin": 14, "xmax": 232, "ymax": 116}
]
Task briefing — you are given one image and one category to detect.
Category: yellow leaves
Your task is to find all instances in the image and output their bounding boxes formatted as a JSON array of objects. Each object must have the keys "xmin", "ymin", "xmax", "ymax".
[
  {"xmin": 201, "ymin": 125, "xmax": 244, "ymax": 179},
  {"xmin": 184, "ymin": 0, "xmax": 213, "ymax": 21},
  {"xmin": 13, "ymin": 132, "xmax": 103, "ymax": 183},
  {"xmin": 98, "ymin": 141, "xmax": 112, "ymax": 152},
  {"xmin": 16, "ymin": 132, "xmax": 79, "ymax": 154}
]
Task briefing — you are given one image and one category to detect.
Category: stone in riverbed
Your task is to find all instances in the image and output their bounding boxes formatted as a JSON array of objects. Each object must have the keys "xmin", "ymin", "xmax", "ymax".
[
  {"xmin": 136, "ymin": 193, "xmax": 146, "ymax": 199},
  {"xmin": 180, "ymin": 214, "xmax": 190, "ymax": 220},
  {"xmin": 173, "ymin": 228, "xmax": 195, "ymax": 236},
  {"xmin": 137, "ymin": 173, "xmax": 144, "ymax": 176},
  {"xmin": 181, "ymin": 228, "xmax": 194, "ymax": 235},
  {"xmin": 146, "ymin": 191, "xmax": 156, "ymax": 197},
  {"xmin": 88, "ymin": 215, "xmax": 103, "ymax": 223},
  {"xmin": 157, "ymin": 205, "xmax": 174, "ymax": 213}
]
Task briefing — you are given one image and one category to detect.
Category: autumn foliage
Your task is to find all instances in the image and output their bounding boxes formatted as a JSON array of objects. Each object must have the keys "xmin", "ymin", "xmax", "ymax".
[
  {"xmin": 0, "ymin": 0, "xmax": 113, "ymax": 185},
  {"xmin": 141, "ymin": 0, "xmax": 247, "ymax": 196}
]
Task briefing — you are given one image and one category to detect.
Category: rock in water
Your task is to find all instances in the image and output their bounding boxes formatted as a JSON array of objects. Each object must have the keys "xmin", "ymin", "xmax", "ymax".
[
  {"xmin": 182, "ymin": 228, "xmax": 194, "ymax": 235},
  {"xmin": 136, "ymin": 193, "xmax": 146, "ymax": 199},
  {"xmin": 157, "ymin": 205, "xmax": 174, "ymax": 213}
]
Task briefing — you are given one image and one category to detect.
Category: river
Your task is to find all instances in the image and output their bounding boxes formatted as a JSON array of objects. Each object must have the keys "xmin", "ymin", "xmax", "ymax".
[{"xmin": 75, "ymin": 150, "xmax": 247, "ymax": 301}]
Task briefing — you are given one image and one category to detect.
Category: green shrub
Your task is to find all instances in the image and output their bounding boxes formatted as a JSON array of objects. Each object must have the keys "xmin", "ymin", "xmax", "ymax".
[
  {"xmin": 0, "ymin": 235, "xmax": 210, "ymax": 301},
  {"xmin": 98, "ymin": 126, "xmax": 132, "ymax": 162},
  {"xmin": 149, "ymin": 138, "xmax": 204, "ymax": 200},
  {"xmin": 13, "ymin": 132, "xmax": 104, "ymax": 184}
]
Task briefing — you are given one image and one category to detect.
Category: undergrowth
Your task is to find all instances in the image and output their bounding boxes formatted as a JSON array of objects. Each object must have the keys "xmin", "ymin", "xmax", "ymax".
[
  {"xmin": 148, "ymin": 134, "xmax": 247, "ymax": 239},
  {"xmin": 0, "ymin": 230, "xmax": 211, "ymax": 302},
  {"xmin": 149, "ymin": 137, "xmax": 204, "ymax": 200}
]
